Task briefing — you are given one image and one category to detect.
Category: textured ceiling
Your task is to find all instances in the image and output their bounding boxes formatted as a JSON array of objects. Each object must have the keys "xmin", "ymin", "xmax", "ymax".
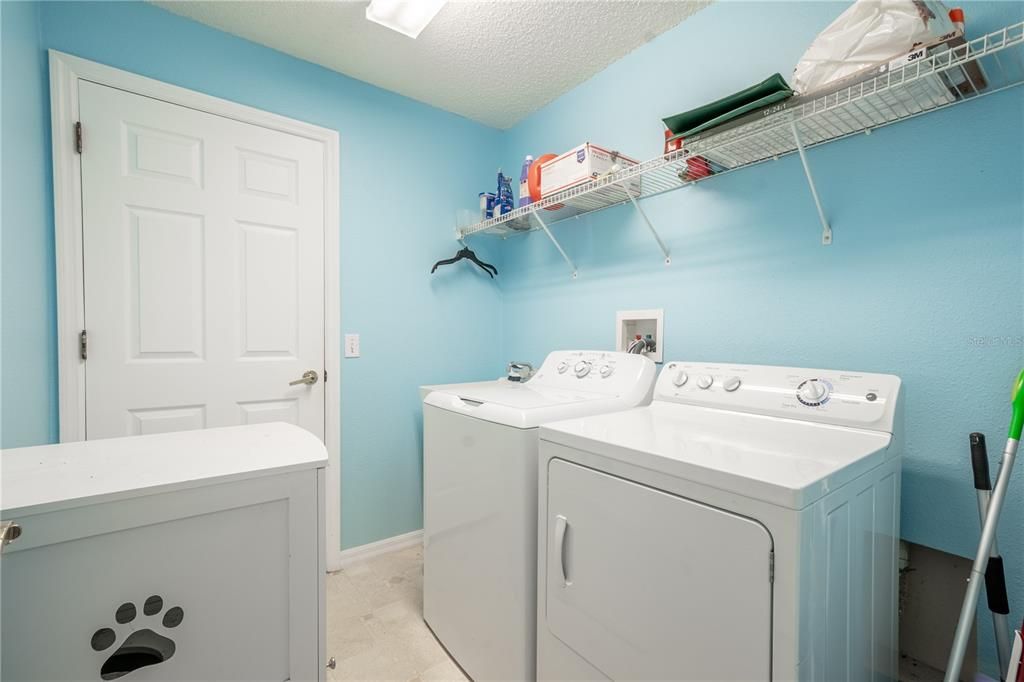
[{"xmin": 151, "ymin": 1, "xmax": 709, "ymax": 128}]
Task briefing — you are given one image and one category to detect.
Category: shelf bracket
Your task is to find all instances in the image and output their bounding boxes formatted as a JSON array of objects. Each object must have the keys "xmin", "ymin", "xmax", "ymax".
[
  {"xmin": 530, "ymin": 210, "xmax": 578, "ymax": 279},
  {"xmin": 621, "ymin": 183, "xmax": 671, "ymax": 265},
  {"xmin": 790, "ymin": 121, "xmax": 833, "ymax": 246}
]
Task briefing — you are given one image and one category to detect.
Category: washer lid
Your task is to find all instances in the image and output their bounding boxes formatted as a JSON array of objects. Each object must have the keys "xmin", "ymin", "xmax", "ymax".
[
  {"xmin": 445, "ymin": 381, "xmax": 605, "ymax": 409},
  {"xmin": 540, "ymin": 402, "xmax": 894, "ymax": 509},
  {"xmin": 424, "ymin": 380, "xmax": 625, "ymax": 429}
]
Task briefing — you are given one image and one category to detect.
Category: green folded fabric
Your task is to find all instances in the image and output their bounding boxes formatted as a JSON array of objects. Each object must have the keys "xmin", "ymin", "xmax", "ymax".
[{"xmin": 662, "ymin": 73, "xmax": 794, "ymax": 137}]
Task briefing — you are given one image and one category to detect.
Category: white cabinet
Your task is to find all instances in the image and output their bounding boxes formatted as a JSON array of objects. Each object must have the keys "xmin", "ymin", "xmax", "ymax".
[{"xmin": 1, "ymin": 424, "xmax": 327, "ymax": 682}]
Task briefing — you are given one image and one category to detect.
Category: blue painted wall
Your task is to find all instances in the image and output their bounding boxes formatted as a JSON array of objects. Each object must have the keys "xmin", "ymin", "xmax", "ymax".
[
  {"xmin": 497, "ymin": 1, "xmax": 1023, "ymax": 674},
  {"xmin": 0, "ymin": 1, "xmax": 505, "ymax": 549},
  {"xmin": 1, "ymin": 1, "xmax": 58, "ymax": 448}
]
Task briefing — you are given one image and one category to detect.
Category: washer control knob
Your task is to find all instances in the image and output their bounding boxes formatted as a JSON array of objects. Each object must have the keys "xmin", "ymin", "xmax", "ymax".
[
  {"xmin": 672, "ymin": 370, "xmax": 688, "ymax": 387},
  {"xmin": 723, "ymin": 376, "xmax": 741, "ymax": 392},
  {"xmin": 697, "ymin": 375, "xmax": 714, "ymax": 390},
  {"xmin": 797, "ymin": 379, "xmax": 830, "ymax": 405},
  {"xmin": 557, "ymin": 361, "xmax": 569, "ymax": 374},
  {"xmin": 599, "ymin": 364, "xmax": 614, "ymax": 378},
  {"xmin": 574, "ymin": 361, "xmax": 592, "ymax": 378}
]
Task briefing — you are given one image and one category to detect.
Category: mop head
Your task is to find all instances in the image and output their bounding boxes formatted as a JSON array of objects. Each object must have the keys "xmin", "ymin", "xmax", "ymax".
[{"xmin": 1011, "ymin": 368, "xmax": 1024, "ymax": 440}]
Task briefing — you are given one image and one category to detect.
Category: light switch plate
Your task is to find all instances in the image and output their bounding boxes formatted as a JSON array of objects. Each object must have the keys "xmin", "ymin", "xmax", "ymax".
[{"xmin": 344, "ymin": 333, "xmax": 360, "ymax": 358}]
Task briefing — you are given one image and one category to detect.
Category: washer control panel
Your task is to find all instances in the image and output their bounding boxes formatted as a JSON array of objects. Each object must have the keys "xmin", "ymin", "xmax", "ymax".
[
  {"xmin": 529, "ymin": 351, "xmax": 655, "ymax": 395},
  {"xmin": 655, "ymin": 361, "xmax": 901, "ymax": 432}
]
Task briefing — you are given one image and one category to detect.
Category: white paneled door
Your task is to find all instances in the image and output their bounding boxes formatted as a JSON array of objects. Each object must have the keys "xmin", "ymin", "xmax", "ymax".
[{"xmin": 79, "ymin": 80, "xmax": 326, "ymax": 440}]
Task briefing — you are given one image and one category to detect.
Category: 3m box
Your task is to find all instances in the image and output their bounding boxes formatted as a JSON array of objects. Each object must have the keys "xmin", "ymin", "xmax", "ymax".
[{"xmin": 540, "ymin": 143, "xmax": 640, "ymax": 198}]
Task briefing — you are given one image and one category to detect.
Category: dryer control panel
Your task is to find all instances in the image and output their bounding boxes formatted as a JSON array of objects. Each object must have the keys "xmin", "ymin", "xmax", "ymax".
[
  {"xmin": 530, "ymin": 351, "xmax": 656, "ymax": 397},
  {"xmin": 655, "ymin": 362, "xmax": 902, "ymax": 433}
]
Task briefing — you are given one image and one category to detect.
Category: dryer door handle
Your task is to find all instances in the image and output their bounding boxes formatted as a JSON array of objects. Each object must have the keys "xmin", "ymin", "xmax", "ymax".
[{"xmin": 555, "ymin": 515, "xmax": 570, "ymax": 587}]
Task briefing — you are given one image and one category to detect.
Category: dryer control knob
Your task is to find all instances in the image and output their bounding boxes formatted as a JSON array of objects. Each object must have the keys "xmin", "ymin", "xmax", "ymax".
[
  {"xmin": 672, "ymin": 371, "xmax": 688, "ymax": 387},
  {"xmin": 557, "ymin": 361, "xmax": 569, "ymax": 374},
  {"xmin": 574, "ymin": 361, "xmax": 592, "ymax": 378},
  {"xmin": 797, "ymin": 379, "xmax": 830, "ymax": 405},
  {"xmin": 697, "ymin": 375, "xmax": 714, "ymax": 390},
  {"xmin": 599, "ymin": 364, "xmax": 614, "ymax": 378},
  {"xmin": 723, "ymin": 377, "xmax": 741, "ymax": 392}
]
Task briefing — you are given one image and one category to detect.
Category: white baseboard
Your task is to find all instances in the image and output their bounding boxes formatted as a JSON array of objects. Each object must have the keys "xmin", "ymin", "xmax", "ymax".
[{"xmin": 335, "ymin": 529, "xmax": 423, "ymax": 569}]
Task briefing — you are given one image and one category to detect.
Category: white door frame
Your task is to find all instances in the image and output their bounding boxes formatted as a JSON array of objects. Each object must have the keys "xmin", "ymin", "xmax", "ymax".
[{"xmin": 48, "ymin": 50, "xmax": 344, "ymax": 571}]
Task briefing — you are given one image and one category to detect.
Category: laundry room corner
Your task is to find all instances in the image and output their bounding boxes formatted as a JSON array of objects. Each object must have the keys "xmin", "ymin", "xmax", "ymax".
[
  {"xmin": 3, "ymin": 1, "xmax": 1024, "ymax": 679},
  {"xmin": 495, "ymin": 1, "xmax": 1024, "ymax": 677}
]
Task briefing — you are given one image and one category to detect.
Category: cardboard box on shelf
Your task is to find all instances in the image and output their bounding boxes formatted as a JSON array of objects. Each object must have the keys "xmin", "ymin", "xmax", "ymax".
[{"xmin": 540, "ymin": 143, "xmax": 640, "ymax": 198}]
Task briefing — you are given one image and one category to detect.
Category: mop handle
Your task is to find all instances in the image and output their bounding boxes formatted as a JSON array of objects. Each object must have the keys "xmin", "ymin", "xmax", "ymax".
[
  {"xmin": 972, "ymin": 433, "xmax": 1010, "ymax": 616},
  {"xmin": 945, "ymin": 369, "xmax": 1024, "ymax": 682},
  {"xmin": 971, "ymin": 432, "xmax": 1013, "ymax": 678}
]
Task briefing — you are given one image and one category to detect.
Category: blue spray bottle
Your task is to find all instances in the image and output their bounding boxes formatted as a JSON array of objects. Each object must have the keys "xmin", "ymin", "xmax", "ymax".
[{"xmin": 496, "ymin": 169, "xmax": 514, "ymax": 217}]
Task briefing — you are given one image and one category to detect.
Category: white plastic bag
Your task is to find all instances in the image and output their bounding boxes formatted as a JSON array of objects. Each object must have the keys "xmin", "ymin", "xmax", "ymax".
[{"xmin": 792, "ymin": 0, "xmax": 955, "ymax": 94}]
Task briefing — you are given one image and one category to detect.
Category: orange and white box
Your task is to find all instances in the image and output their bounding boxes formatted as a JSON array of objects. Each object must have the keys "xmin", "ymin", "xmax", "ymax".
[{"xmin": 540, "ymin": 143, "xmax": 640, "ymax": 198}]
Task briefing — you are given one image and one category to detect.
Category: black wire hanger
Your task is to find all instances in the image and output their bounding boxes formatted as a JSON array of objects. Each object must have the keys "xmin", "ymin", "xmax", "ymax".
[{"xmin": 431, "ymin": 246, "xmax": 498, "ymax": 278}]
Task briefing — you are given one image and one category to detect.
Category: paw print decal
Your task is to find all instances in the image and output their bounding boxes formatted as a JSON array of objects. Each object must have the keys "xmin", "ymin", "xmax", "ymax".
[{"xmin": 90, "ymin": 596, "xmax": 184, "ymax": 680}]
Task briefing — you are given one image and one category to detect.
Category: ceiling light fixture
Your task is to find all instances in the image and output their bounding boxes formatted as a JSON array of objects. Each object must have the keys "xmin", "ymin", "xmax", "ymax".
[{"xmin": 365, "ymin": 0, "xmax": 446, "ymax": 39}]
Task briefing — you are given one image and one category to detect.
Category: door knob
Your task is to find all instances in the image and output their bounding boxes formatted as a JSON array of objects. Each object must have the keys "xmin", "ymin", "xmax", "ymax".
[
  {"xmin": 289, "ymin": 370, "xmax": 319, "ymax": 386},
  {"xmin": 1, "ymin": 521, "xmax": 22, "ymax": 552}
]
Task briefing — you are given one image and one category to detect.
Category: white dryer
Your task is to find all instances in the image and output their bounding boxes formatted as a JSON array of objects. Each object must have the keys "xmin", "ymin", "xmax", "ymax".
[
  {"xmin": 537, "ymin": 362, "xmax": 903, "ymax": 682},
  {"xmin": 423, "ymin": 351, "xmax": 656, "ymax": 682}
]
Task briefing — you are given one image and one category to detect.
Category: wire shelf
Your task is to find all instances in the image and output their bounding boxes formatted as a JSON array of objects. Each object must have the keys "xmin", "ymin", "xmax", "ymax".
[{"xmin": 459, "ymin": 21, "xmax": 1024, "ymax": 241}]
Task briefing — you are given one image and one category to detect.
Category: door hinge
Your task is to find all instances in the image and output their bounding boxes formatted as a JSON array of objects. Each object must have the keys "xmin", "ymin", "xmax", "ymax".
[
  {"xmin": 323, "ymin": 370, "xmax": 328, "ymax": 384},
  {"xmin": 769, "ymin": 550, "xmax": 775, "ymax": 584},
  {"xmin": 79, "ymin": 329, "xmax": 88, "ymax": 361},
  {"xmin": 75, "ymin": 122, "xmax": 83, "ymax": 154}
]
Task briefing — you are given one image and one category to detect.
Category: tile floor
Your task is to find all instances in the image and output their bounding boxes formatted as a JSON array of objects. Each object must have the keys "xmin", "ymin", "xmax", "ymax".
[
  {"xmin": 326, "ymin": 542, "xmax": 467, "ymax": 682},
  {"xmin": 328, "ymin": 542, "xmax": 935, "ymax": 682},
  {"xmin": 898, "ymin": 655, "xmax": 947, "ymax": 682}
]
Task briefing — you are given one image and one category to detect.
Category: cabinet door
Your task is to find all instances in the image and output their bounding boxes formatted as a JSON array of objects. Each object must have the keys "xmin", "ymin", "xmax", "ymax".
[
  {"xmin": 1, "ymin": 471, "xmax": 320, "ymax": 681},
  {"xmin": 545, "ymin": 459, "xmax": 773, "ymax": 681}
]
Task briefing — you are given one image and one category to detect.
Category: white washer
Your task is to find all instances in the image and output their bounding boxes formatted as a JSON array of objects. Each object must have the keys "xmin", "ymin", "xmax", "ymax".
[
  {"xmin": 537, "ymin": 362, "xmax": 903, "ymax": 682},
  {"xmin": 423, "ymin": 351, "xmax": 656, "ymax": 682}
]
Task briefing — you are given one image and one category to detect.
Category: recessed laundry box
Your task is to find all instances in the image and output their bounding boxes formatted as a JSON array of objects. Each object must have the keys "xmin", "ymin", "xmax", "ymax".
[{"xmin": 0, "ymin": 423, "xmax": 327, "ymax": 682}]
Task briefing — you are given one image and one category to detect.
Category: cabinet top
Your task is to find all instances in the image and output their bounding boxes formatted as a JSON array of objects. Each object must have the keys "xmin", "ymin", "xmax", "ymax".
[{"xmin": 2, "ymin": 423, "xmax": 327, "ymax": 517}]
